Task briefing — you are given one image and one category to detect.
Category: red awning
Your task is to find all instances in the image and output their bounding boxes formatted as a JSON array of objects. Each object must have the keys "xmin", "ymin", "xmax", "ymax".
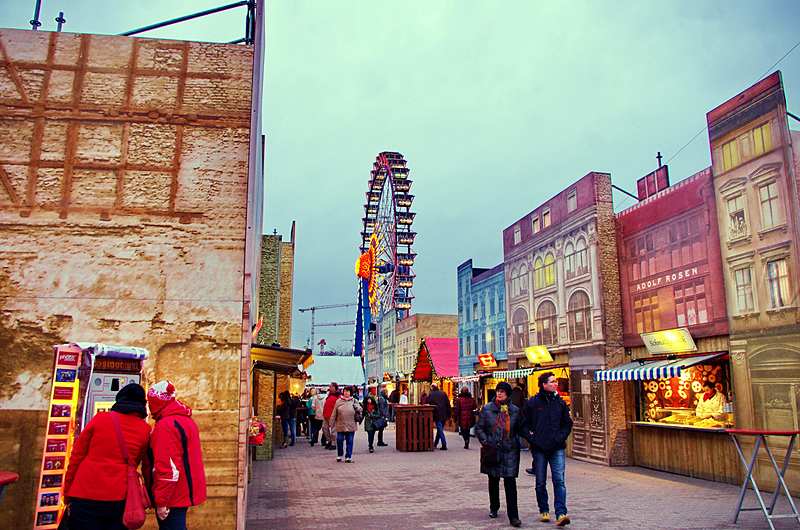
[{"xmin": 412, "ymin": 337, "xmax": 459, "ymax": 381}]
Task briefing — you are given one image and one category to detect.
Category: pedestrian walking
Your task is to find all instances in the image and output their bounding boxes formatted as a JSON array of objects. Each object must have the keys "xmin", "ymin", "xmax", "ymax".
[
  {"xmin": 276, "ymin": 391, "xmax": 295, "ymax": 448},
  {"xmin": 522, "ymin": 372, "xmax": 573, "ymax": 526},
  {"xmin": 293, "ymin": 393, "xmax": 306, "ymax": 438},
  {"xmin": 388, "ymin": 388, "xmax": 400, "ymax": 422},
  {"xmin": 453, "ymin": 386, "xmax": 478, "ymax": 449},
  {"xmin": 376, "ymin": 392, "xmax": 390, "ymax": 447},
  {"xmin": 322, "ymin": 382, "xmax": 341, "ymax": 450},
  {"xmin": 307, "ymin": 388, "xmax": 323, "ymax": 446},
  {"xmin": 427, "ymin": 382, "xmax": 452, "ymax": 450},
  {"xmin": 330, "ymin": 386, "xmax": 362, "ymax": 462},
  {"xmin": 362, "ymin": 394, "xmax": 385, "ymax": 453},
  {"xmin": 145, "ymin": 380, "xmax": 207, "ymax": 530},
  {"xmin": 475, "ymin": 381, "xmax": 527, "ymax": 527},
  {"xmin": 64, "ymin": 383, "xmax": 151, "ymax": 529}
]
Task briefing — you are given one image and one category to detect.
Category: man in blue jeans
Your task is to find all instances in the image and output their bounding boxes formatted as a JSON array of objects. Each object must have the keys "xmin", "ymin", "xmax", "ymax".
[
  {"xmin": 522, "ymin": 372, "xmax": 573, "ymax": 526},
  {"xmin": 426, "ymin": 383, "xmax": 452, "ymax": 450}
]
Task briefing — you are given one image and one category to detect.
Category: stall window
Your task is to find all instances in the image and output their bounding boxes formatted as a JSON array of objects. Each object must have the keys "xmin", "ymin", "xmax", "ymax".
[
  {"xmin": 767, "ymin": 259, "xmax": 789, "ymax": 309},
  {"xmin": 536, "ymin": 300, "xmax": 558, "ymax": 346},
  {"xmin": 568, "ymin": 291, "xmax": 591, "ymax": 342}
]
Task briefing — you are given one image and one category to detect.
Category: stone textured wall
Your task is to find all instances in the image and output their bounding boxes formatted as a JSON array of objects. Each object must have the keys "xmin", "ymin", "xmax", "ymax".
[
  {"xmin": 257, "ymin": 235, "xmax": 281, "ymax": 345},
  {"xmin": 0, "ymin": 28, "xmax": 253, "ymax": 530},
  {"xmin": 278, "ymin": 235, "xmax": 294, "ymax": 348}
]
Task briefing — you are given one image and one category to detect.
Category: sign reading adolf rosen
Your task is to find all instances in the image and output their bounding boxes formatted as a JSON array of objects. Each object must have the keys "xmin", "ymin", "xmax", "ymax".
[{"xmin": 640, "ymin": 328, "xmax": 697, "ymax": 355}]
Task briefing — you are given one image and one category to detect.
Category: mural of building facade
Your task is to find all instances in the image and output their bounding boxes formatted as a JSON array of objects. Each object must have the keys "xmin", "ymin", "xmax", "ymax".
[
  {"xmin": 0, "ymin": 27, "xmax": 262, "ymax": 529},
  {"xmin": 457, "ymin": 260, "xmax": 506, "ymax": 376},
  {"xmin": 397, "ymin": 313, "xmax": 457, "ymax": 402},
  {"xmin": 502, "ymin": 172, "xmax": 625, "ymax": 465},
  {"xmin": 707, "ymin": 71, "xmax": 800, "ymax": 491}
]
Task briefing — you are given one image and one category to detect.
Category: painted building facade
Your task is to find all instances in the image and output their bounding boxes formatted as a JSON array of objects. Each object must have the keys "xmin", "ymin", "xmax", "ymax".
[
  {"xmin": 0, "ymin": 25, "xmax": 263, "ymax": 530},
  {"xmin": 707, "ymin": 71, "xmax": 800, "ymax": 491},
  {"xmin": 457, "ymin": 260, "xmax": 506, "ymax": 376},
  {"xmin": 502, "ymin": 172, "xmax": 625, "ymax": 465},
  {"xmin": 257, "ymin": 223, "xmax": 295, "ymax": 348},
  {"xmin": 397, "ymin": 313, "xmax": 458, "ymax": 402}
]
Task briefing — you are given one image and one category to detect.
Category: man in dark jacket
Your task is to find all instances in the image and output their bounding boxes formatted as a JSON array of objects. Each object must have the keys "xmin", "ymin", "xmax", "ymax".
[
  {"xmin": 522, "ymin": 372, "xmax": 573, "ymax": 526},
  {"xmin": 426, "ymin": 382, "xmax": 452, "ymax": 450}
]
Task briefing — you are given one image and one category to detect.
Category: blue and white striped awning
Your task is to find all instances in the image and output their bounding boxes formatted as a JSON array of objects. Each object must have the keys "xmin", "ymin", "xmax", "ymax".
[{"xmin": 595, "ymin": 352, "xmax": 727, "ymax": 382}]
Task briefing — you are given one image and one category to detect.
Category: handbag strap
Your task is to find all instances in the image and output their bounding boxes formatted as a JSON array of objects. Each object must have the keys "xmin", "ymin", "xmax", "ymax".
[{"xmin": 109, "ymin": 411, "xmax": 135, "ymax": 467}]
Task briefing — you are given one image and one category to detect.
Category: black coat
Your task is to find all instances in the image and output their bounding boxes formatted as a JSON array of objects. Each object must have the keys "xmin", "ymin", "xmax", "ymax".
[
  {"xmin": 475, "ymin": 400, "xmax": 528, "ymax": 478},
  {"xmin": 426, "ymin": 389, "xmax": 451, "ymax": 423},
  {"xmin": 522, "ymin": 390, "xmax": 573, "ymax": 453}
]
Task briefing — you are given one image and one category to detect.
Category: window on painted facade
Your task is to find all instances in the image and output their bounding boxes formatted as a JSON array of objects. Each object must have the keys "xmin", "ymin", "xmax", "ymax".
[
  {"xmin": 544, "ymin": 253, "xmax": 555, "ymax": 287},
  {"xmin": 567, "ymin": 291, "xmax": 591, "ymax": 342},
  {"xmin": 734, "ymin": 268, "xmax": 755, "ymax": 314},
  {"xmin": 543, "ymin": 210, "xmax": 551, "ymax": 228},
  {"xmin": 474, "ymin": 335, "xmax": 479, "ymax": 356},
  {"xmin": 513, "ymin": 225, "xmax": 521, "ymax": 245},
  {"xmin": 564, "ymin": 242, "xmax": 575, "ymax": 278},
  {"xmin": 767, "ymin": 259, "xmax": 790, "ymax": 309},
  {"xmin": 489, "ymin": 294, "xmax": 495, "ymax": 316},
  {"xmin": 634, "ymin": 293, "xmax": 660, "ymax": 334},
  {"xmin": 481, "ymin": 299, "xmax": 486, "ymax": 319},
  {"xmin": 512, "ymin": 307, "xmax": 529, "ymax": 350},
  {"xmin": 753, "ymin": 122, "xmax": 773, "ymax": 156},
  {"xmin": 480, "ymin": 333, "xmax": 486, "ymax": 354},
  {"xmin": 575, "ymin": 239, "xmax": 588, "ymax": 275},
  {"xmin": 498, "ymin": 328, "xmax": 505, "ymax": 351},
  {"xmin": 674, "ymin": 280, "xmax": 708, "ymax": 327},
  {"xmin": 519, "ymin": 264, "xmax": 528, "ymax": 295},
  {"xmin": 488, "ymin": 330, "xmax": 496, "ymax": 353},
  {"xmin": 629, "ymin": 234, "xmax": 656, "ymax": 280},
  {"xmin": 473, "ymin": 303, "xmax": 479, "ymax": 321},
  {"xmin": 567, "ymin": 189, "xmax": 577, "ymax": 212},
  {"xmin": 458, "ymin": 307, "xmax": 463, "ymax": 324},
  {"xmin": 759, "ymin": 181, "xmax": 783, "ymax": 229},
  {"xmin": 668, "ymin": 217, "xmax": 705, "ymax": 269},
  {"xmin": 727, "ymin": 195, "xmax": 747, "ymax": 239},
  {"xmin": 722, "ymin": 138, "xmax": 740, "ymax": 172},
  {"xmin": 466, "ymin": 337, "xmax": 471, "ymax": 356},
  {"xmin": 532, "ymin": 217, "xmax": 540, "ymax": 233},
  {"xmin": 534, "ymin": 258, "xmax": 544, "ymax": 290},
  {"xmin": 498, "ymin": 290, "xmax": 504, "ymax": 312},
  {"xmin": 536, "ymin": 300, "xmax": 558, "ymax": 346},
  {"xmin": 459, "ymin": 338, "xmax": 463, "ymax": 357}
]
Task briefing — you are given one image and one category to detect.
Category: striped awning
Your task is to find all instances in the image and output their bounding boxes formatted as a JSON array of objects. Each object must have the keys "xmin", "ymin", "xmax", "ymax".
[
  {"xmin": 595, "ymin": 352, "xmax": 727, "ymax": 382},
  {"xmin": 491, "ymin": 368, "xmax": 535, "ymax": 379},
  {"xmin": 451, "ymin": 375, "xmax": 482, "ymax": 383}
]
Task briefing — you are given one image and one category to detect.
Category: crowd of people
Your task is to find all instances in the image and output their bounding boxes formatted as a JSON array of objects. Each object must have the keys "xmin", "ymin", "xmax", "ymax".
[
  {"xmin": 63, "ymin": 380, "xmax": 207, "ymax": 530},
  {"xmin": 274, "ymin": 373, "xmax": 572, "ymax": 527}
]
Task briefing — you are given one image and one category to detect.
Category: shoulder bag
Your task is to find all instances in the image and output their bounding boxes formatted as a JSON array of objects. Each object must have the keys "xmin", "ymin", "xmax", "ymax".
[
  {"xmin": 109, "ymin": 412, "xmax": 151, "ymax": 529},
  {"xmin": 353, "ymin": 401, "xmax": 364, "ymax": 424},
  {"xmin": 371, "ymin": 415, "xmax": 388, "ymax": 431},
  {"xmin": 480, "ymin": 442, "xmax": 500, "ymax": 467}
]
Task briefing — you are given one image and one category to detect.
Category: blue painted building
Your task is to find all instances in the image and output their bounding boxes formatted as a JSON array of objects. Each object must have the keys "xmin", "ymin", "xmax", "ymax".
[{"xmin": 457, "ymin": 260, "xmax": 507, "ymax": 376}]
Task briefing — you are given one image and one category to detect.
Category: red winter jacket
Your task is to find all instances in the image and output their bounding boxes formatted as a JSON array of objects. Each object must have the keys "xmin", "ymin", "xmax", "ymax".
[
  {"xmin": 454, "ymin": 392, "xmax": 478, "ymax": 430},
  {"xmin": 145, "ymin": 401, "xmax": 207, "ymax": 508},
  {"xmin": 323, "ymin": 391, "xmax": 341, "ymax": 419},
  {"xmin": 64, "ymin": 411, "xmax": 151, "ymax": 501}
]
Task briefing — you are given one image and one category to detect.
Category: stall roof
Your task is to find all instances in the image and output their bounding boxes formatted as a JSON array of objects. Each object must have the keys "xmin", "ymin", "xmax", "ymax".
[
  {"xmin": 67, "ymin": 343, "xmax": 149, "ymax": 360},
  {"xmin": 304, "ymin": 356, "xmax": 364, "ymax": 386},
  {"xmin": 251, "ymin": 344, "xmax": 313, "ymax": 376},
  {"xmin": 412, "ymin": 338, "xmax": 458, "ymax": 381},
  {"xmin": 594, "ymin": 352, "xmax": 727, "ymax": 381}
]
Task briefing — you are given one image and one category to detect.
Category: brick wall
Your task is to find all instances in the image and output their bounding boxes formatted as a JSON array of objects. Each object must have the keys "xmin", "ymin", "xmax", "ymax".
[{"xmin": 0, "ymin": 28, "xmax": 253, "ymax": 529}]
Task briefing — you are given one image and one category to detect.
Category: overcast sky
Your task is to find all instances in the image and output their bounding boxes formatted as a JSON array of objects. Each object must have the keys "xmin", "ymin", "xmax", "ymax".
[{"xmin": 2, "ymin": 1, "xmax": 799, "ymax": 350}]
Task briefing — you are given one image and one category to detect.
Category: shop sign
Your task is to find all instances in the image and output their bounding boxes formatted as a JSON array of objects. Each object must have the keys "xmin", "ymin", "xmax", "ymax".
[
  {"xmin": 634, "ymin": 266, "xmax": 703, "ymax": 292},
  {"xmin": 477, "ymin": 353, "xmax": 497, "ymax": 368},
  {"xmin": 640, "ymin": 328, "xmax": 697, "ymax": 355},
  {"xmin": 524, "ymin": 345, "xmax": 553, "ymax": 364}
]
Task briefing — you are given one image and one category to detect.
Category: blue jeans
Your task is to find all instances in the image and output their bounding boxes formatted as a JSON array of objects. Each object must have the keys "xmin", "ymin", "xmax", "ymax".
[
  {"xmin": 156, "ymin": 507, "xmax": 188, "ymax": 530},
  {"xmin": 337, "ymin": 431, "xmax": 355, "ymax": 458},
  {"xmin": 434, "ymin": 421, "xmax": 447, "ymax": 447},
  {"xmin": 532, "ymin": 449, "xmax": 567, "ymax": 517},
  {"xmin": 281, "ymin": 419, "xmax": 296, "ymax": 444},
  {"xmin": 69, "ymin": 498, "xmax": 126, "ymax": 530}
]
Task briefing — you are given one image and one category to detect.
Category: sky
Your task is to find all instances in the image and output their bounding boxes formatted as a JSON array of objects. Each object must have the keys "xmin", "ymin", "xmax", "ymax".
[{"xmin": 2, "ymin": 1, "xmax": 799, "ymax": 350}]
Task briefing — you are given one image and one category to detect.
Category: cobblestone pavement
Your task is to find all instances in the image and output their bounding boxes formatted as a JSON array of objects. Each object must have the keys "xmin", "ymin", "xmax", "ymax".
[{"xmin": 246, "ymin": 425, "xmax": 799, "ymax": 530}]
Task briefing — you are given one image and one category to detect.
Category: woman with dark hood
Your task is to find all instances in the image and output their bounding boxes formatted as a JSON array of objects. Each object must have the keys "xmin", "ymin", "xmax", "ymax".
[
  {"xmin": 475, "ymin": 381, "xmax": 529, "ymax": 528},
  {"xmin": 453, "ymin": 387, "xmax": 478, "ymax": 449},
  {"xmin": 64, "ymin": 383, "xmax": 151, "ymax": 529},
  {"xmin": 277, "ymin": 391, "xmax": 295, "ymax": 448}
]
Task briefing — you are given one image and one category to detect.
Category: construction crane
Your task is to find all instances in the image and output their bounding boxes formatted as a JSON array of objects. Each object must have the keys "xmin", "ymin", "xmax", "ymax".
[{"xmin": 298, "ymin": 303, "xmax": 356, "ymax": 354}]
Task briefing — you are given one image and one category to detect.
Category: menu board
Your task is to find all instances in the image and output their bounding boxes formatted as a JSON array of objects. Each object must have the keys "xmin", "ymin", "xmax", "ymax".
[{"xmin": 35, "ymin": 346, "xmax": 81, "ymax": 529}]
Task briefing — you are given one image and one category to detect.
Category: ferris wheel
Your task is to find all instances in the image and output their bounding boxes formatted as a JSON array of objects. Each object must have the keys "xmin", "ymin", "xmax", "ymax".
[{"xmin": 357, "ymin": 152, "xmax": 416, "ymax": 320}]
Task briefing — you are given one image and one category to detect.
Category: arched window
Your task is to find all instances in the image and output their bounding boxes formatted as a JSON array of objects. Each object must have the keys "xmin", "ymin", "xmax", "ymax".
[
  {"xmin": 544, "ymin": 253, "xmax": 555, "ymax": 287},
  {"xmin": 568, "ymin": 290, "xmax": 592, "ymax": 342},
  {"xmin": 575, "ymin": 238, "xmax": 588, "ymax": 275},
  {"xmin": 536, "ymin": 300, "xmax": 558, "ymax": 346},
  {"xmin": 511, "ymin": 307, "xmax": 529, "ymax": 351},
  {"xmin": 519, "ymin": 263, "xmax": 528, "ymax": 295},
  {"xmin": 564, "ymin": 242, "xmax": 575, "ymax": 279},
  {"xmin": 533, "ymin": 258, "xmax": 544, "ymax": 290}
]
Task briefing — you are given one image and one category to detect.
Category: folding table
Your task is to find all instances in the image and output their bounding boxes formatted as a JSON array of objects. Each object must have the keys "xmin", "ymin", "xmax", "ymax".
[{"xmin": 726, "ymin": 429, "xmax": 800, "ymax": 529}]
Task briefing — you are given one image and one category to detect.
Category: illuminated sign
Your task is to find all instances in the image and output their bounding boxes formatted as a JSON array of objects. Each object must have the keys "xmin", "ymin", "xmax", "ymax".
[
  {"xmin": 477, "ymin": 353, "xmax": 497, "ymax": 368},
  {"xmin": 525, "ymin": 345, "xmax": 554, "ymax": 364},
  {"xmin": 640, "ymin": 328, "xmax": 697, "ymax": 355}
]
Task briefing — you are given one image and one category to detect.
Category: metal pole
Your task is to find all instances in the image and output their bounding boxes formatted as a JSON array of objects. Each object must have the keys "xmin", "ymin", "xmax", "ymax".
[
  {"xmin": 119, "ymin": 1, "xmax": 248, "ymax": 36},
  {"xmin": 55, "ymin": 12, "xmax": 66, "ymax": 32},
  {"xmin": 30, "ymin": 0, "xmax": 42, "ymax": 30}
]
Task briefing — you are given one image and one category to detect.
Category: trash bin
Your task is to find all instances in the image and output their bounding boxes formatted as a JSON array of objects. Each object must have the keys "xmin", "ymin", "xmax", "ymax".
[{"xmin": 395, "ymin": 404, "xmax": 435, "ymax": 452}]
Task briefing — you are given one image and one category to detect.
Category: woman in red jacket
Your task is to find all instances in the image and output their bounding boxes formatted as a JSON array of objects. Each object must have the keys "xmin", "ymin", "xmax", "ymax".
[
  {"xmin": 453, "ymin": 387, "xmax": 478, "ymax": 449},
  {"xmin": 64, "ymin": 383, "xmax": 151, "ymax": 529},
  {"xmin": 145, "ymin": 380, "xmax": 207, "ymax": 530}
]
